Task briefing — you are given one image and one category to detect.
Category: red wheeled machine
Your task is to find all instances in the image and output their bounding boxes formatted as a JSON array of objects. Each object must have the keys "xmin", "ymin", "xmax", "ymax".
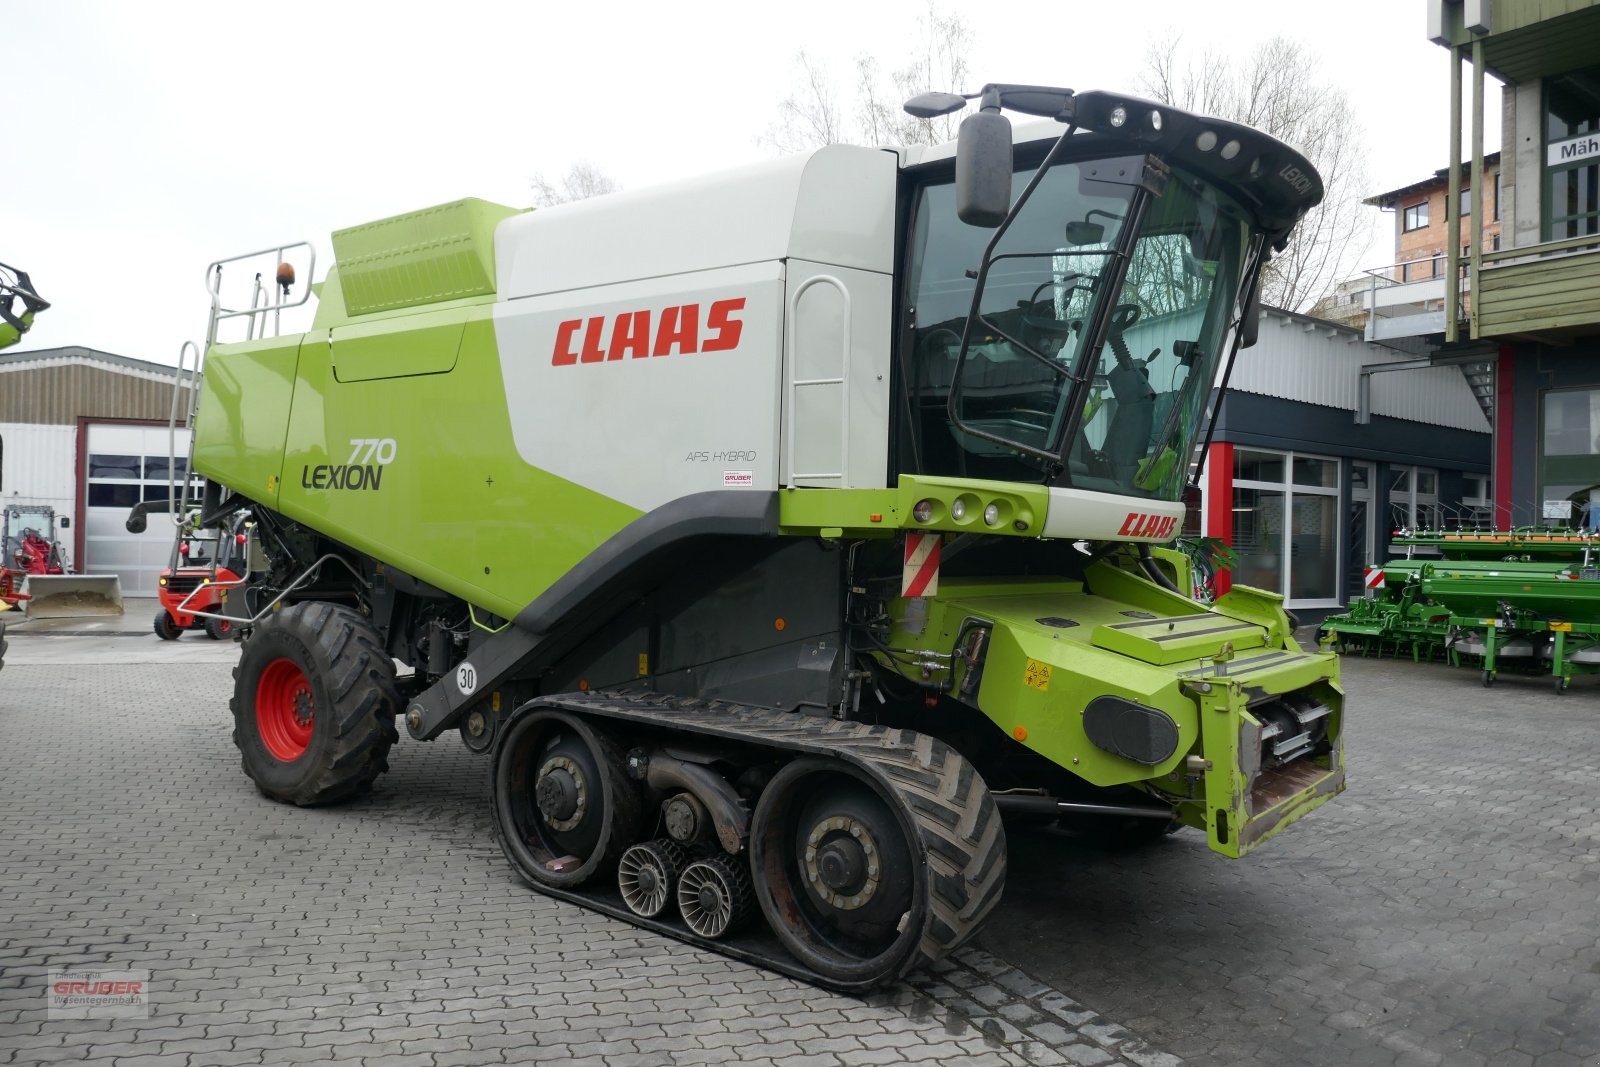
[{"xmin": 154, "ymin": 525, "xmax": 247, "ymax": 641}]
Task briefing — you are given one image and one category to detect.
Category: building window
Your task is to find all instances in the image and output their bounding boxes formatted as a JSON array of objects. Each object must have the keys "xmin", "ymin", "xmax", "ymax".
[
  {"xmin": 1494, "ymin": 170, "xmax": 1502, "ymax": 221},
  {"xmin": 1462, "ymin": 473, "xmax": 1491, "ymax": 528},
  {"xmin": 1459, "ymin": 188, "xmax": 1472, "ymax": 217},
  {"xmin": 1540, "ymin": 387, "xmax": 1600, "ymax": 524},
  {"xmin": 1402, "ymin": 202, "xmax": 1430, "ymax": 231},
  {"xmin": 1231, "ymin": 448, "xmax": 1341, "ymax": 606},
  {"xmin": 1544, "ymin": 68, "xmax": 1600, "ymax": 241},
  {"xmin": 1389, "ymin": 464, "xmax": 1440, "ymax": 530}
]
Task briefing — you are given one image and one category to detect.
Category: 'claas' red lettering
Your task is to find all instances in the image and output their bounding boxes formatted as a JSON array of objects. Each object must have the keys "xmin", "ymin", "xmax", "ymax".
[{"xmin": 550, "ymin": 298, "xmax": 745, "ymax": 365}]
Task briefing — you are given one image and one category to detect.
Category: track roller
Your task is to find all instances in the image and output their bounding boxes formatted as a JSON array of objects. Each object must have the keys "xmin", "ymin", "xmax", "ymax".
[
  {"xmin": 677, "ymin": 855, "xmax": 754, "ymax": 939},
  {"xmin": 618, "ymin": 840, "xmax": 688, "ymax": 919}
]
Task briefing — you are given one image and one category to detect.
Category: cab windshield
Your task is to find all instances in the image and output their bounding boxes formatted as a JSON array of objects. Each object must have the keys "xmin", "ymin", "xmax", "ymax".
[{"xmin": 900, "ymin": 151, "xmax": 1253, "ymax": 501}]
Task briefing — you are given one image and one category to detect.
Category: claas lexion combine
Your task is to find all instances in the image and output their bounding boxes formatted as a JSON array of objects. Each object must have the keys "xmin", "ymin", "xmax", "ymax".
[{"xmin": 154, "ymin": 84, "xmax": 1345, "ymax": 989}]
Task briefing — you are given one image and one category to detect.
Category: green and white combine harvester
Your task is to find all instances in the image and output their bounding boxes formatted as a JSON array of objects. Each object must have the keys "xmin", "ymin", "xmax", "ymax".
[
  {"xmin": 1322, "ymin": 527, "xmax": 1600, "ymax": 692},
  {"xmin": 159, "ymin": 85, "xmax": 1345, "ymax": 989}
]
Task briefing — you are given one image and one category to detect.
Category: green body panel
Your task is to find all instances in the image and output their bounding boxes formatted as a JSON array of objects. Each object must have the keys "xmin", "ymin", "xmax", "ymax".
[
  {"xmin": 192, "ymin": 334, "xmax": 304, "ymax": 508},
  {"xmin": 207, "ymin": 307, "xmax": 642, "ymax": 620},
  {"xmin": 331, "ymin": 302, "xmax": 473, "ymax": 382},
  {"xmin": 881, "ymin": 563, "xmax": 1343, "ymax": 858},
  {"xmin": 331, "ymin": 198, "xmax": 523, "ymax": 317}
]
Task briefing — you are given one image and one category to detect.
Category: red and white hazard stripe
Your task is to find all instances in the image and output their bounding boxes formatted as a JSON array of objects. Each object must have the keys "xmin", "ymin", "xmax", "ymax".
[
  {"xmin": 902, "ymin": 533, "xmax": 941, "ymax": 597},
  {"xmin": 1364, "ymin": 566, "xmax": 1385, "ymax": 590}
]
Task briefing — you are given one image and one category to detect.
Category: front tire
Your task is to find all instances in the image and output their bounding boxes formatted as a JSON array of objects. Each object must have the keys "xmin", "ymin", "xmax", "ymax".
[
  {"xmin": 154, "ymin": 611, "xmax": 181, "ymax": 641},
  {"xmin": 205, "ymin": 616, "xmax": 233, "ymax": 640},
  {"xmin": 231, "ymin": 601, "xmax": 400, "ymax": 806}
]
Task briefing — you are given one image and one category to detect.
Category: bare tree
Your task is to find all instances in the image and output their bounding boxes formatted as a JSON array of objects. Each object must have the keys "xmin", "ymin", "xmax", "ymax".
[
  {"xmin": 1139, "ymin": 35, "xmax": 1372, "ymax": 312},
  {"xmin": 761, "ymin": 4, "xmax": 972, "ymax": 152},
  {"xmin": 531, "ymin": 161, "xmax": 621, "ymax": 207}
]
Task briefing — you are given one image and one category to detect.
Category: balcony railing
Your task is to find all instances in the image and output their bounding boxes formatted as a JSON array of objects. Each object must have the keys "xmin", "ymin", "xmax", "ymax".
[{"xmin": 1357, "ymin": 256, "xmax": 1469, "ymax": 343}]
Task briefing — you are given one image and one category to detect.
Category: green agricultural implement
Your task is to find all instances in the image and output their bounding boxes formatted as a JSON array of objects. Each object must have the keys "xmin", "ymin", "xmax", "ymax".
[
  {"xmin": 153, "ymin": 84, "xmax": 1347, "ymax": 990},
  {"xmin": 1320, "ymin": 528, "xmax": 1600, "ymax": 691}
]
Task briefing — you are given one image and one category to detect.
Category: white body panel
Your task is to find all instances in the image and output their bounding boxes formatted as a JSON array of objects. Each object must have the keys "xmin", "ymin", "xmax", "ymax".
[
  {"xmin": 492, "ymin": 145, "xmax": 898, "ymax": 509},
  {"xmin": 1042, "ymin": 486, "xmax": 1186, "ymax": 542},
  {"xmin": 493, "ymin": 264, "xmax": 786, "ymax": 512}
]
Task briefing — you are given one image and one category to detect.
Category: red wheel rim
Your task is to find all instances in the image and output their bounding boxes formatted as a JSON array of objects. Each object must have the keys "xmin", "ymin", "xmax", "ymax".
[{"xmin": 257, "ymin": 657, "xmax": 314, "ymax": 761}]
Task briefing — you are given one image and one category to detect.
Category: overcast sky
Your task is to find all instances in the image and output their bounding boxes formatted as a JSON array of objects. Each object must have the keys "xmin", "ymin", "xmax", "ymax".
[{"xmin": 8, "ymin": 0, "xmax": 1498, "ymax": 364}]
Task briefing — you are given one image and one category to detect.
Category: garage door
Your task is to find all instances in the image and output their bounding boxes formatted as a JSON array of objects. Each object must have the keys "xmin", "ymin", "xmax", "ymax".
[{"xmin": 82, "ymin": 423, "xmax": 196, "ymax": 596}]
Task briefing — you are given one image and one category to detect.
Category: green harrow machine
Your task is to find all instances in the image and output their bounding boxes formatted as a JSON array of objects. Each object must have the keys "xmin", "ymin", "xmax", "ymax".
[{"xmin": 1321, "ymin": 528, "xmax": 1600, "ymax": 691}]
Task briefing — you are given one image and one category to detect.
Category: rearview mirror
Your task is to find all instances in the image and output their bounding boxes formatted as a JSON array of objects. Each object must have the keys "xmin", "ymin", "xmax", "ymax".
[
  {"xmin": 1064, "ymin": 221, "xmax": 1104, "ymax": 246},
  {"xmin": 956, "ymin": 110, "xmax": 1012, "ymax": 228}
]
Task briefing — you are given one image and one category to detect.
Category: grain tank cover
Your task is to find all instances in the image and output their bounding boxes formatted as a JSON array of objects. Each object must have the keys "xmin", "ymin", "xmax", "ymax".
[{"xmin": 331, "ymin": 197, "xmax": 524, "ymax": 316}]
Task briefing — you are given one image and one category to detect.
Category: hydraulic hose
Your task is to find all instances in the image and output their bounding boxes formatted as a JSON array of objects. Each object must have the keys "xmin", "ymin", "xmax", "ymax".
[{"xmin": 1137, "ymin": 543, "xmax": 1182, "ymax": 594}]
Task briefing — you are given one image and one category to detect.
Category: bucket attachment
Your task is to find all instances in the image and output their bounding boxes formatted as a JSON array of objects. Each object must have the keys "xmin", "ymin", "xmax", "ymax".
[{"xmin": 20, "ymin": 574, "xmax": 125, "ymax": 618}]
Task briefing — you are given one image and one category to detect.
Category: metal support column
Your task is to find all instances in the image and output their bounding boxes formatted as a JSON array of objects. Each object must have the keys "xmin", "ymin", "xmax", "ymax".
[
  {"xmin": 1446, "ymin": 45, "xmax": 1463, "ymax": 344},
  {"xmin": 1469, "ymin": 37, "xmax": 1485, "ymax": 341}
]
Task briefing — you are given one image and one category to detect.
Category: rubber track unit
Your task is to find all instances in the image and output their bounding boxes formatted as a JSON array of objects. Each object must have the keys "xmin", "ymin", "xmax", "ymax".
[
  {"xmin": 507, "ymin": 690, "xmax": 1007, "ymax": 992},
  {"xmin": 0, "ymin": 617, "xmax": 7, "ymax": 673}
]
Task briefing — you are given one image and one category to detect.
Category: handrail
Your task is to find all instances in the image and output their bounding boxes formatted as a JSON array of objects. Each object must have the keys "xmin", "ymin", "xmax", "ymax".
[
  {"xmin": 1359, "ymin": 254, "xmax": 1462, "ymax": 287},
  {"xmin": 1481, "ymin": 232, "xmax": 1600, "ymax": 265},
  {"xmin": 167, "ymin": 340, "xmax": 203, "ymax": 528},
  {"xmin": 203, "ymin": 241, "xmax": 316, "ymax": 350}
]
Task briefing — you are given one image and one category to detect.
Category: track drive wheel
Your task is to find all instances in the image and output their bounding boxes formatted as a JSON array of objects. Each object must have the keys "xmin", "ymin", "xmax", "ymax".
[
  {"xmin": 751, "ymin": 753, "xmax": 1005, "ymax": 989},
  {"xmin": 154, "ymin": 611, "xmax": 181, "ymax": 641},
  {"xmin": 230, "ymin": 601, "xmax": 400, "ymax": 805},
  {"xmin": 491, "ymin": 709, "xmax": 641, "ymax": 891},
  {"xmin": 205, "ymin": 616, "xmax": 234, "ymax": 640}
]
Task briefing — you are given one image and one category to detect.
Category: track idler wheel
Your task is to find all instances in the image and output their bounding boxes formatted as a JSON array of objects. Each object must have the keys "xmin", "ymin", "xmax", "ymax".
[
  {"xmin": 492, "ymin": 710, "xmax": 641, "ymax": 891},
  {"xmin": 676, "ymin": 855, "xmax": 754, "ymax": 939},
  {"xmin": 751, "ymin": 754, "xmax": 1003, "ymax": 988},
  {"xmin": 618, "ymin": 840, "xmax": 688, "ymax": 919}
]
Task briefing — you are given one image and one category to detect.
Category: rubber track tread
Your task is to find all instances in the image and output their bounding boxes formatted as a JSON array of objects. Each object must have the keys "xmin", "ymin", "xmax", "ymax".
[{"xmin": 527, "ymin": 691, "xmax": 1007, "ymax": 989}]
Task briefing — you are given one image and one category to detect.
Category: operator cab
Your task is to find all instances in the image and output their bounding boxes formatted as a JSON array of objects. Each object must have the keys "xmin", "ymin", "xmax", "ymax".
[{"xmin": 895, "ymin": 86, "xmax": 1321, "ymax": 504}]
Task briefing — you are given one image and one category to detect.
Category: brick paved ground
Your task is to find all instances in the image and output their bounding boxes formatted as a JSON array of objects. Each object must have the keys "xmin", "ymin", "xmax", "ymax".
[
  {"xmin": 0, "ymin": 650, "xmax": 1166, "ymax": 1067},
  {"xmin": 984, "ymin": 654, "xmax": 1600, "ymax": 1067}
]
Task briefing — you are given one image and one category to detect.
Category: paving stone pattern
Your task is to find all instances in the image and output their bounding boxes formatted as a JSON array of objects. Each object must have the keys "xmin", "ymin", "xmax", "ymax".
[
  {"xmin": 0, "ymin": 658, "xmax": 1165, "ymax": 1066},
  {"xmin": 983, "ymin": 654, "xmax": 1600, "ymax": 1067}
]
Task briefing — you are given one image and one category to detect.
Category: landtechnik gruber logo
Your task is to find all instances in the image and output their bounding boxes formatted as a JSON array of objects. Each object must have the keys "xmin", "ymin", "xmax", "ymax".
[{"xmin": 48, "ymin": 969, "xmax": 149, "ymax": 1018}]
